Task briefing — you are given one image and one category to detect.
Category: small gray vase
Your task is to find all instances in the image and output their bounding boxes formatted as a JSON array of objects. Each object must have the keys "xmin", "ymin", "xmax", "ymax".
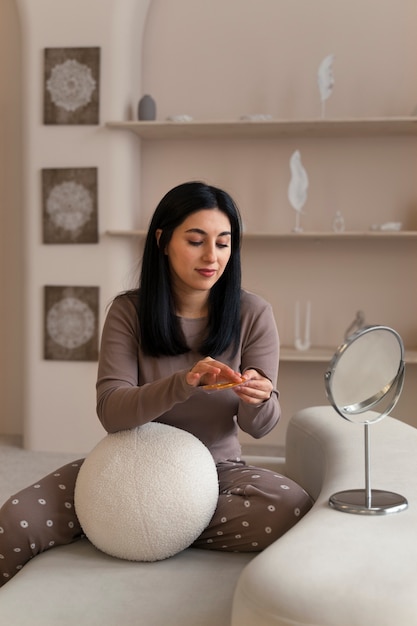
[{"xmin": 138, "ymin": 95, "xmax": 156, "ymax": 121}]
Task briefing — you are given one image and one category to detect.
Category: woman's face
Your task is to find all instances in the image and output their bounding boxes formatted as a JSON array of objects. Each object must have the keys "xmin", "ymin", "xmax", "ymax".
[{"xmin": 161, "ymin": 208, "xmax": 232, "ymax": 300}]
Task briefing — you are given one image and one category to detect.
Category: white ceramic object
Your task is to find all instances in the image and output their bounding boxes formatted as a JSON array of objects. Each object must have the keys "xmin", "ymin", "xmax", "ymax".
[
  {"xmin": 371, "ymin": 222, "xmax": 402, "ymax": 231},
  {"xmin": 288, "ymin": 150, "xmax": 309, "ymax": 232},
  {"xmin": 294, "ymin": 300, "xmax": 311, "ymax": 351},
  {"xmin": 166, "ymin": 114, "xmax": 193, "ymax": 122},
  {"xmin": 318, "ymin": 54, "xmax": 335, "ymax": 118}
]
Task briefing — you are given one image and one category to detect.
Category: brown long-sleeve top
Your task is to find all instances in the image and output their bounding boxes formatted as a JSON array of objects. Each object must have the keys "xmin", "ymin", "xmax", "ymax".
[{"xmin": 96, "ymin": 289, "xmax": 281, "ymax": 463}]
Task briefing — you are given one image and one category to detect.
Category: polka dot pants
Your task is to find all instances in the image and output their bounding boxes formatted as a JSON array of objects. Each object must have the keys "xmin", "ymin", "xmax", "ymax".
[
  {"xmin": 0, "ymin": 458, "xmax": 313, "ymax": 587},
  {"xmin": 192, "ymin": 460, "xmax": 313, "ymax": 551},
  {"xmin": 0, "ymin": 460, "xmax": 84, "ymax": 587}
]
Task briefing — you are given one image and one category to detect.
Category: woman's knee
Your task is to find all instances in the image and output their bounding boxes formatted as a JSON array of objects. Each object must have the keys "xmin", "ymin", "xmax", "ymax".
[{"xmin": 193, "ymin": 462, "xmax": 313, "ymax": 552}]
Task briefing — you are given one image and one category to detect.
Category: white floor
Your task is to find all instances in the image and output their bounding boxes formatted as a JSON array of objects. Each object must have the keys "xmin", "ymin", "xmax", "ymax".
[{"xmin": 0, "ymin": 435, "xmax": 82, "ymax": 503}]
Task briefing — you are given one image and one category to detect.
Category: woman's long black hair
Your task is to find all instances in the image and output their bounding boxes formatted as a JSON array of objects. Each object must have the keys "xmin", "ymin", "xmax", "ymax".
[{"xmin": 137, "ymin": 181, "xmax": 242, "ymax": 357}]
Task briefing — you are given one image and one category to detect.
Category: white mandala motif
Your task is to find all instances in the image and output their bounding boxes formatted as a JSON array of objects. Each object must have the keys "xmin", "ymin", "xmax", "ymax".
[
  {"xmin": 46, "ymin": 181, "xmax": 93, "ymax": 232},
  {"xmin": 46, "ymin": 59, "xmax": 96, "ymax": 112},
  {"xmin": 47, "ymin": 297, "xmax": 95, "ymax": 349}
]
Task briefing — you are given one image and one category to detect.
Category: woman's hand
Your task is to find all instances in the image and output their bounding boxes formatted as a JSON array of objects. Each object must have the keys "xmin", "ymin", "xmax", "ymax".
[
  {"xmin": 186, "ymin": 356, "xmax": 244, "ymax": 388},
  {"xmin": 233, "ymin": 368, "xmax": 273, "ymax": 405}
]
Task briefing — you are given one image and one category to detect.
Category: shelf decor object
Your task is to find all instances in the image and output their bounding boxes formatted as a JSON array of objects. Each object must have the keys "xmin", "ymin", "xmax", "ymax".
[
  {"xmin": 288, "ymin": 149, "xmax": 309, "ymax": 232},
  {"xmin": 332, "ymin": 210, "xmax": 345, "ymax": 233},
  {"xmin": 44, "ymin": 47, "xmax": 100, "ymax": 125},
  {"xmin": 42, "ymin": 167, "xmax": 98, "ymax": 244},
  {"xmin": 344, "ymin": 310, "xmax": 366, "ymax": 340},
  {"xmin": 294, "ymin": 301, "xmax": 312, "ymax": 351},
  {"xmin": 138, "ymin": 94, "xmax": 156, "ymax": 121},
  {"xmin": 317, "ymin": 53, "xmax": 335, "ymax": 118},
  {"xmin": 325, "ymin": 325, "xmax": 408, "ymax": 515},
  {"xmin": 44, "ymin": 285, "xmax": 99, "ymax": 361}
]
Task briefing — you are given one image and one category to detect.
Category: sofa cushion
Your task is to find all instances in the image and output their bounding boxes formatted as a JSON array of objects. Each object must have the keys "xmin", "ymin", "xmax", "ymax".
[
  {"xmin": 74, "ymin": 423, "xmax": 218, "ymax": 562},
  {"xmin": 0, "ymin": 539, "xmax": 253, "ymax": 625}
]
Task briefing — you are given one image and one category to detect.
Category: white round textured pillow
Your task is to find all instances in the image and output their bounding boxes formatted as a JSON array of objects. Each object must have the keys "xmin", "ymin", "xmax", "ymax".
[{"xmin": 74, "ymin": 423, "xmax": 218, "ymax": 561}]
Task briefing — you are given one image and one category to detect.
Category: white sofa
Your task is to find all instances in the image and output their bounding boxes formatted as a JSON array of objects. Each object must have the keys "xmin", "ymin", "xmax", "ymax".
[
  {"xmin": 1, "ymin": 406, "xmax": 416, "ymax": 625},
  {"xmin": 232, "ymin": 406, "xmax": 417, "ymax": 626}
]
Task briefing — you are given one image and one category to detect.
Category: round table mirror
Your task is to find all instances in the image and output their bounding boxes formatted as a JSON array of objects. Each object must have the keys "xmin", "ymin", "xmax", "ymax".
[{"xmin": 324, "ymin": 325, "xmax": 408, "ymax": 515}]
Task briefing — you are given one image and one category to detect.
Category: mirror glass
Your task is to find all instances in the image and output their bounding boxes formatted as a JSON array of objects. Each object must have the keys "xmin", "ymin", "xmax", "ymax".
[{"xmin": 325, "ymin": 325, "xmax": 404, "ymax": 424}]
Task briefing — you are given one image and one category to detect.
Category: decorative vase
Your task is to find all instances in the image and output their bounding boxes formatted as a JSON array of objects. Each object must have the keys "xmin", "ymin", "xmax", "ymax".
[
  {"xmin": 332, "ymin": 211, "xmax": 345, "ymax": 233},
  {"xmin": 138, "ymin": 94, "xmax": 156, "ymax": 121}
]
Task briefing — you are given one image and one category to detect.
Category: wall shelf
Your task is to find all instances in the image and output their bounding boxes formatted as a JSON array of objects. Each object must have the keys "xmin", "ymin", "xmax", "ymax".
[
  {"xmin": 280, "ymin": 346, "xmax": 417, "ymax": 365},
  {"xmin": 106, "ymin": 229, "xmax": 417, "ymax": 240},
  {"xmin": 106, "ymin": 117, "xmax": 417, "ymax": 140}
]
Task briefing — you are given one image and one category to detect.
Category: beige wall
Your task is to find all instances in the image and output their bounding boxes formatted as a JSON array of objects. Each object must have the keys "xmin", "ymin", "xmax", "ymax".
[
  {"xmin": 0, "ymin": 0, "xmax": 23, "ymax": 435},
  {"xmin": 0, "ymin": 0, "xmax": 416, "ymax": 451}
]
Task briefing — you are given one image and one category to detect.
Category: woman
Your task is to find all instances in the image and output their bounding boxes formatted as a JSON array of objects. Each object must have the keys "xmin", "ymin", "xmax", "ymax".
[{"xmin": 0, "ymin": 181, "xmax": 312, "ymax": 586}]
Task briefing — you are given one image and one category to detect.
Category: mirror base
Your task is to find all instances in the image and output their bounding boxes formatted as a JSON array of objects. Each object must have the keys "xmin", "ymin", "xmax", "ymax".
[{"xmin": 329, "ymin": 489, "xmax": 408, "ymax": 515}]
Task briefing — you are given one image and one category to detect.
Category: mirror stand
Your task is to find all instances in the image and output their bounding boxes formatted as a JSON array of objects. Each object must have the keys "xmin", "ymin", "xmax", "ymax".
[
  {"xmin": 329, "ymin": 423, "xmax": 408, "ymax": 515},
  {"xmin": 325, "ymin": 325, "xmax": 408, "ymax": 516}
]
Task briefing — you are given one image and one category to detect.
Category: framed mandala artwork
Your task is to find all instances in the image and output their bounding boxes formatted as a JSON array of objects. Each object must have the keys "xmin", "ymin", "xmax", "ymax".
[
  {"xmin": 44, "ymin": 47, "xmax": 100, "ymax": 125},
  {"xmin": 44, "ymin": 286, "xmax": 99, "ymax": 361},
  {"xmin": 42, "ymin": 167, "xmax": 98, "ymax": 244}
]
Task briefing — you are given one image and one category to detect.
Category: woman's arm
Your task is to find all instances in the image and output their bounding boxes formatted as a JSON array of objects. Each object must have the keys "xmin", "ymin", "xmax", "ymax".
[
  {"xmin": 235, "ymin": 293, "xmax": 281, "ymax": 439},
  {"xmin": 96, "ymin": 295, "xmax": 195, "ymax": 433}
]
